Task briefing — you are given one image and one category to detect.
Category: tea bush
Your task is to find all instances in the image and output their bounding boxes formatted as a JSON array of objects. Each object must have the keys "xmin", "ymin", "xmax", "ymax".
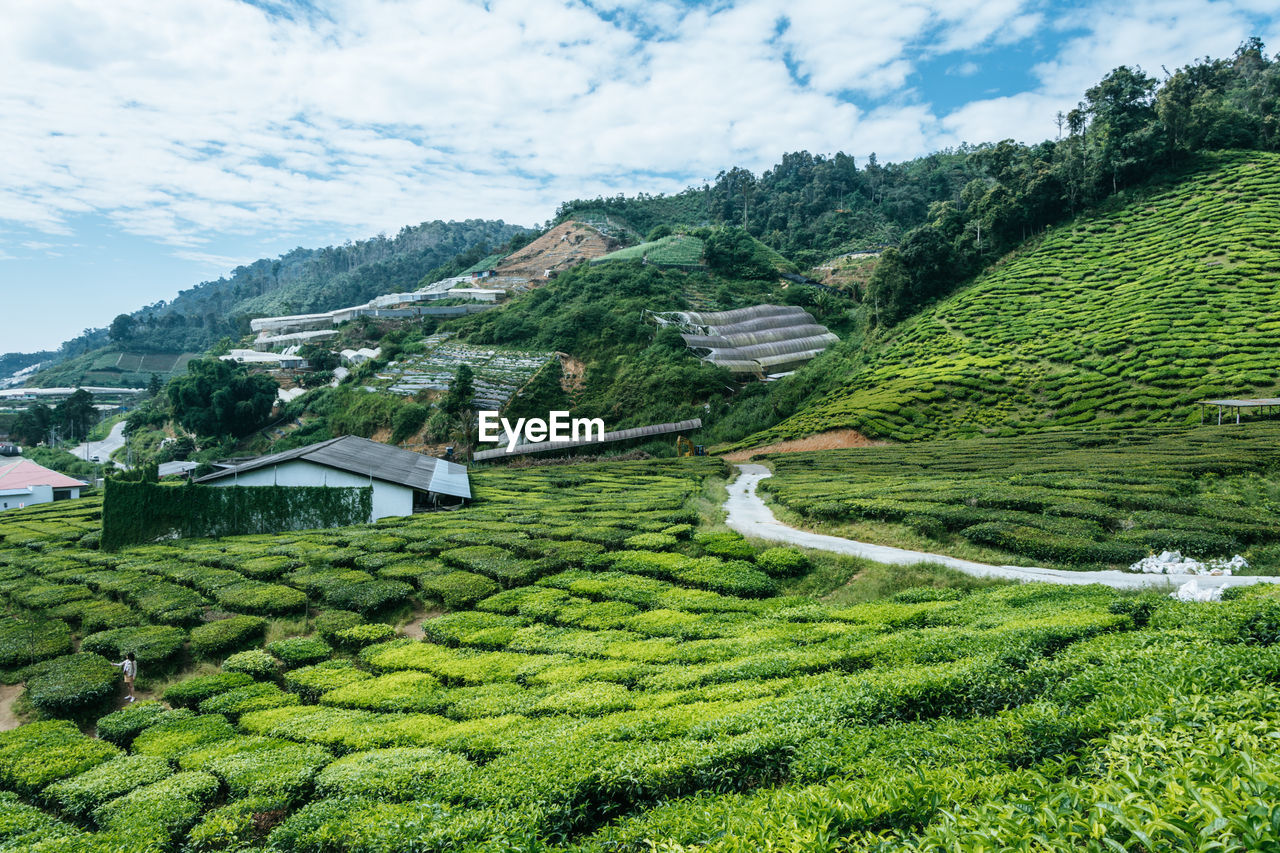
[
  {"xmin": 189, "ymin": 614, "xmax": 267, "ymax": 659},
  {"xmin": 25, "ymin": 653, "xmax": 119, "ymax": 718}
]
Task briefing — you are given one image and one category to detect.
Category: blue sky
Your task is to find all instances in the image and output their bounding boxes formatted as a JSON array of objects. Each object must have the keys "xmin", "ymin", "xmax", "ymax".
[{"xmin": 2, "ymin": 0, "xmax": 1277, "ymax": 354}]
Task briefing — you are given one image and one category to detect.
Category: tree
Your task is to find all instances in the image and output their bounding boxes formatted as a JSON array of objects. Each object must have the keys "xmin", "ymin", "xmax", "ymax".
[
  {"xmin": 54, "ymin": 389, "xmax": 96, "ymax": 442},
  {"xmin": 11, "ymin": 403, "xmax": 53, "ymax": 447},
  {"xmin": 166, "ymin": 358, "xmax": 278, "ymax": 439},
  {"xmin": 443, "ymin": 364, "xmax": 475, "ymax": 416},
  {"xmin": 108, "ymin": 314, "xmax": 135, "ymax": 343},
  {"xmin": 147, "ymin": 373, "xmax": 163, "ymax": 397}
]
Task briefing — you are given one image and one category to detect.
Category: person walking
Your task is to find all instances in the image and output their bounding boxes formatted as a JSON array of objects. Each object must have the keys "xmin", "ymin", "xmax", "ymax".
[{"xmin": 114, "ymin": 652, "xmax": 138, "ymax": 703}]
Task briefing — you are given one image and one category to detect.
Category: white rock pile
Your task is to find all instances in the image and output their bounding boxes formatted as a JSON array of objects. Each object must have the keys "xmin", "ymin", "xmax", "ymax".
[
  {"xmin": 1128, "ymin": 550, "xmax": 1248, "ymax": 576},
  {"xmin": 1172, "ymin": 578, "xmax": 1223, "ymax": 602}
]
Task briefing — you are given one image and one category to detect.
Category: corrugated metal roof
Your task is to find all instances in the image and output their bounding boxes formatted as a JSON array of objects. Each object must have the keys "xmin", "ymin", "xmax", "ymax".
[
  {"xmin": 429, "ymin": 457, "xmax": 472, "ymax": 500},
  {"xmin": 197, "ymin": 435, "xmax": 468, "ymax": 498}
]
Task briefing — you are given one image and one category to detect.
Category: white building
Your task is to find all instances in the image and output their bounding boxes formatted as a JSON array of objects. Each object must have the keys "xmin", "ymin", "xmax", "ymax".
[
  {"xmin": 0, "ymin": 459, "xmax": 86, "ymax": 512},
  {"xmin": 195, "ymin": 435, "xmax": 470, "ymax": 521}
]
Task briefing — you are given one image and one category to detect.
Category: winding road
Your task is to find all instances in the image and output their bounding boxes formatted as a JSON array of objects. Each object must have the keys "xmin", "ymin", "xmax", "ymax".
[
  {"xmin": 725, "ymin": 463, "xmax": 1280, "ymax": 592},
  {"xmin": 72, "ymin": 421, "xmax": 127, "ymax": 466}
]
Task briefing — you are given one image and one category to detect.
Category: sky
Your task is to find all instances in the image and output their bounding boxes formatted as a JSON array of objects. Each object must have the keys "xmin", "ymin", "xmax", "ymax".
[{"xmin": 2, "ymin": 0, "xmax": 1277, "ymax": 354}]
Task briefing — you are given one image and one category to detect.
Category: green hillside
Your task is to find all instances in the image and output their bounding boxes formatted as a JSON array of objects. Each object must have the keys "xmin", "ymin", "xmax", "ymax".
[
  {"xmin": 594, "ymin": 234, "xmax": 706, "ymax": 266},
  {"xmin": 735, "ymin": 151, "xmax": 1280, "ymax": 447},
  {"xmin": 6, "ymin": 463, "xmax": 1280, "ymax": 850},
  {"xmin": 761, "ymin": 425, "xmax": 1280, "ymax": 572}
]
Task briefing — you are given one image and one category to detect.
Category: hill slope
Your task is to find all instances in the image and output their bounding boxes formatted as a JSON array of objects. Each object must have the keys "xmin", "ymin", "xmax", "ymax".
[{"xmin": 736, "ymin": 150, "xmax": 1280, "ymax": 447}]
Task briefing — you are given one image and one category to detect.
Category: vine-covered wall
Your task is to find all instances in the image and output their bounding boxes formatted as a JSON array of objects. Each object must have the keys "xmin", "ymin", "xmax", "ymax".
[{"xmin": 101, "ymin": 480, "xmax": 373, "ymax": 550}]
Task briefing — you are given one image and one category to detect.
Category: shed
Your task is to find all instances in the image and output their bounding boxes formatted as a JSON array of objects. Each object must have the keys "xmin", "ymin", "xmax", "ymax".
[{"xmin": 195, "ymin": 435, "xmax": 470, "ymax": 521}]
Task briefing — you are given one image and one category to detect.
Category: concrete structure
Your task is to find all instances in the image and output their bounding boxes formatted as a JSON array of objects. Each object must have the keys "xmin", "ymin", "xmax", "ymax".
[
  {"xmin": 0, "ymin": 459, "xmax": 85, "ymax": 512},
  {"xmin": 446, "ymin": 287, "xmax": 502, "ymax": 302},
  {"xmin": 196, "ymin": 435, "xmax": 470, "ymax": 521}
]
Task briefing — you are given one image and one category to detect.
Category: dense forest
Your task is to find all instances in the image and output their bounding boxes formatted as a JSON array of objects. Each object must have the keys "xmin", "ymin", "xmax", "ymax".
[{"xmin": 559, "ymin": 40, "xmax": 1280, "ymax": 326}]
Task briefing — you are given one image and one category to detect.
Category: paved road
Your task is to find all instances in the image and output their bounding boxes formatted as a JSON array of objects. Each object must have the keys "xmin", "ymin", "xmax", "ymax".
[
  {"xmin": 72, "ymin": 421, "xmax": 127, "ymax": 466},
  {"xmin": 725, "ymin": 463, "xmax": 1280, "ymax": 592}
]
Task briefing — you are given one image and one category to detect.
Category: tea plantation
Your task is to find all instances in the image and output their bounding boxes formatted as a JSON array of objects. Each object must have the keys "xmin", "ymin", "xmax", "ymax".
[
  {"xmin": 0, "ymin": 457, "xmax": 1279, "ymax": 850},
  {"xmin": 737, "ymin": 150, "xmax": 1280, "ymax": 447},
  {"xmin": 761, "ymin": 424, "xmax": 1280, "ymax": 571}
]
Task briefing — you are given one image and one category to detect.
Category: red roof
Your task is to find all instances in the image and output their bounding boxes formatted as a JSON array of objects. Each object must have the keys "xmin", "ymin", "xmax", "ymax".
[{"xmin": 0, "ymin": 459, "xmax": 85, "ymax": 490}]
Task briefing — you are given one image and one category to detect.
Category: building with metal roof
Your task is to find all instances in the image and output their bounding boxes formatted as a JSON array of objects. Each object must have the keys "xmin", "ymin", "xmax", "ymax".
[
  {"xmin": 196, "ymin": 435, "xmax": 470, "ymax": 520},
  {"xmin": 0, "ymin": 459, "xmax": 86, "ymax": 512}
]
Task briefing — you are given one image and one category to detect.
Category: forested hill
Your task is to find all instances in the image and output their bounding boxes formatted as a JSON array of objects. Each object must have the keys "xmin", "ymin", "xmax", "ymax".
[
  {"xmin": 559, "ymin": 39, "xmax": 1280, "ymax": 313},
  {"xmin": 726, "ymin": 149, "xmax": 1280, "ymax": 449},
  {"xmin": 59, "ymin": 219, "xmax": 529, "ymax": 356}
]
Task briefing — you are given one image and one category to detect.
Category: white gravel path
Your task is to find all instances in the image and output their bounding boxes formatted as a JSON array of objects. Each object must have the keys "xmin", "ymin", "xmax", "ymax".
[{"xmin": 725, "ymin": 463, "xmax": 1280, "ymax": 592}]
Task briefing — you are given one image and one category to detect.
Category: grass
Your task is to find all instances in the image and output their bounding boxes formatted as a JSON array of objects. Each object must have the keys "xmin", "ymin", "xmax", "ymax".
[{"xmin": 736, "ymin": 150, "xmax": 1280, "ymax": 448}]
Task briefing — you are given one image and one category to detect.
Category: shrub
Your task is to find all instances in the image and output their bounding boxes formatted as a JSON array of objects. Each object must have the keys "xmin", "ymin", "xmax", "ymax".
[
  {"xmin": 237, "ymin": 555, "xmax": 295, "ymax": 579},
  {"xmin": 755, "ymin": 547, "xmax": 811, "ymax": 577},
  {"xmin": 44, "ymin": 754, "xmax": 172, "ymax": 819},
  {"xmin": 223, "ymin": 649, "xmax": 280, "ymax": 680},
  {"xmin": 164, "ymin": 672, "xmax": 257, "ymax": 709},
  {"xmin": 439, "ymin": 546, "xmax": 540, "ymax": 587},
  {"xmin": 198, "ymin": 683, "xmax": 300, "ymax": 719},
  {"xmin": 189, "ymin": 615, "xmax": 267, "ymax": 659},
  {"xmin": 80, "ymin": 625, "xmax": 187, "ymax": 666},
  {"xmin": 214, "ymin": 580, "xmax": 309, "ymax": 616},
  {"xmin": 420, "ymin": 571, "xmax": 499, "ymax": 609},
  {"xmin": 95, "ymin": 700, "xmax": 177, "ymax": 747},
  {"xmin": 285, "ymin": 660, "xmax": 372, "ymax": 702},
  {"xmin": 696, "ymin": 531, "xmax": 757, "ymax": 560},
  {"xmin": 314, "ymin": 746, "xmax": 477, "ymax": 802},
  {"xmin": 325, "ymin": 579, "xmax": 413, "ymax": 615},
  {"xmin": 624, "ymin": 533, "xmax": 679, "ymax": 551},
  {"xmin": 52, "ymin": 598, "xmax": 140, "ymax": 633},
  {"xmin": 26, "ymin": 653, "xmax": 119, "ymax": 718},
  {"xmin": 131, "ymin": 714, "xmax": 236, "ymax": 761},
  {"xmin": 313, "ymin": 609, "xmax": 364, "ymax": 642},
  {"xmin": 0, "ymin": 616, "xmax": 72, "ymax": 669},
  {"xmin": 0, "ymin": 720, "xmax": 119, "ymax": 795},
  {"xmin": 92, "ymin": 770, "xmax": 220, "ymax": 838},
  {"xmin": 334, "ymin": 622, "xmax": 397, "ymax": 650},
  {"xmin": 185, "ymin": 794, "xmax": 290, "ymax": 852},
  {"xmin": 268, "ymin": 636, "xmax": 333, "ymax": 668}
]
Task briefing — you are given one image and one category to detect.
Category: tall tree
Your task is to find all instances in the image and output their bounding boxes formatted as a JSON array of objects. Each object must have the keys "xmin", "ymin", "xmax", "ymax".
[{"xmin": 167, "ymin": 359, "xmax": 278, "ymax": 439}]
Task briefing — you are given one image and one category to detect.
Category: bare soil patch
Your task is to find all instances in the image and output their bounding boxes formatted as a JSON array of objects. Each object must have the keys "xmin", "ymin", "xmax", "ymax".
[
  {"xmin": 0, "ymin": 684, "xmax": 24, "ymax": 732},
  {"xmin": 722, "ymin": 429, "xmax": 883, "ymax": 461}
]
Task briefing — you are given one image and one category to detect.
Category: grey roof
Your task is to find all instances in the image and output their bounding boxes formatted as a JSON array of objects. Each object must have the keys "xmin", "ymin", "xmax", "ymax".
[{"xmin": 196, "ymin": 435, "xmax": 470, "ymax": 499}]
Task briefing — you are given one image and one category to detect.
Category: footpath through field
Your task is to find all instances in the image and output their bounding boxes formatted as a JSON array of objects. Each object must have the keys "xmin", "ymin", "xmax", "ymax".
[{"xmin": 726, "ymin": 463, "xmax": 1280, "ymax": 592}]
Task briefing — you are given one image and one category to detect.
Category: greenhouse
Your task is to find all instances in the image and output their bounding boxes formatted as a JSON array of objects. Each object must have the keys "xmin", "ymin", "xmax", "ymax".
[{"xmin": 650, "ymin": 304, "xmax": 838, "ymax": 378}]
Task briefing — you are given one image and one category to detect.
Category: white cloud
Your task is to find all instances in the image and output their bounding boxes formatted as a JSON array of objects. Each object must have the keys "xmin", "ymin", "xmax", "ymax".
[{"xmin": 0, "ymin": 0, "xmax": 1274, "ymax": 261}]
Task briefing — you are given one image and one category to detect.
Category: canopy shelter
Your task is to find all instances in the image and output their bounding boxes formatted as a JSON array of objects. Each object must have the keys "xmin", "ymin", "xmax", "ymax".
[{"xmin": 1198, "ymin": 398, "xmax": 1280, "ymax": 425}]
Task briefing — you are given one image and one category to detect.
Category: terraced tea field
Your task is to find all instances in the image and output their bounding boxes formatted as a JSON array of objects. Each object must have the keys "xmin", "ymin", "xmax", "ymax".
[
  {"xmin": 593, "ymin": 234, "xmax": 706, "ymax": 267},
  {"xmin": 739, "ymin": 150, "xmax": 1280, "ymax": 447},
  {"xmin": 761, "ymin": 425, "xmax": 1280, "ymax": 572},
  {"xmin": 2, "ymin": 457, "xmax": 1280, "ymax": 850}
]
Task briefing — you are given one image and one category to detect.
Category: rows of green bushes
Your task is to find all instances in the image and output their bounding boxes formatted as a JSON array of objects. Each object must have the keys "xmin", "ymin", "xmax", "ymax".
[
  {"xmin": 3, "ymin": 455, "xmax": 1280, "ymax": 849},
  {"xmin": 761, "ymin": 425, "xmax": 1280, "ymax": 570}
]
